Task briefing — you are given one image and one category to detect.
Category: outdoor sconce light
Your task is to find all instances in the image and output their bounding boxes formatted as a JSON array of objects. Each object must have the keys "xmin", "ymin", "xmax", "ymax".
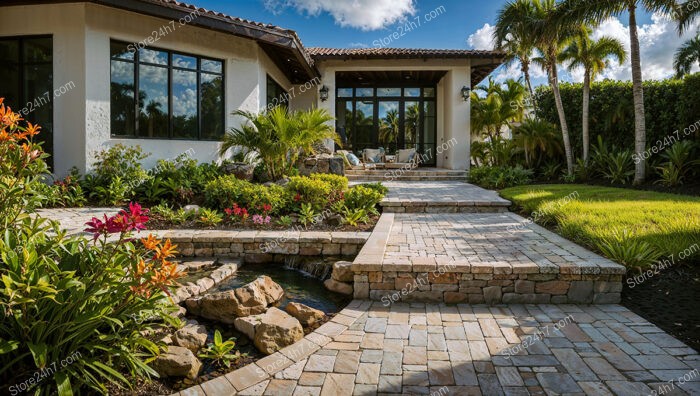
[
  {"xmin": 461, "ymin": 86, "xmax": 471, "ymax": 101},
  {"xmin": 319, "ymin": 85, "xmax": 329, "ymax": 102}
]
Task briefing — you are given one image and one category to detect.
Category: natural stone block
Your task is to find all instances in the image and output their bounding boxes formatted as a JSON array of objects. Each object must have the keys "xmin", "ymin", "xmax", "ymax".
[
  {"xmin": 535, "ymin": 281, "xmax": 569, "ymax": 295},
  {"xmin": 483, "ymin": 286, "xmax": 502, "ymax": 305},
  {"xmin": 514, "ymin": 280, "xmax": 534, "ymax": 294},
  {"xmin": 567, "ymin": 281, "xmax": 594, "ymax": 303}
]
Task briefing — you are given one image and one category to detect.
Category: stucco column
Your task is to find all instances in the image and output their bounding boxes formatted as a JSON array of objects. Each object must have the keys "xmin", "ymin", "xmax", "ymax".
[
  {"xmin": 318, "ymin": 67, "xmax": 335, "ymax": 152},
  {"xmin": 442, "ymin": 67, "xmax": 470, "ymax": 170}
]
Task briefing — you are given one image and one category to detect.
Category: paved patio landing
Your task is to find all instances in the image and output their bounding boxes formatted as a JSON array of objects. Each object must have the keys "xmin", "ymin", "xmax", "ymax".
[
  {"xmin": 380, "ymin": 181, "xmax": 511, "ymax": 213},
  {"xmin": 180, "ymin": 300, "xmax": 700, "ymax": 396}
]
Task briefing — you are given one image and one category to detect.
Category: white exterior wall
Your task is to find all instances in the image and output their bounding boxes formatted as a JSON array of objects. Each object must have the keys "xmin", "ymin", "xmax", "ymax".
[
  {"xmin": 0, "ymin": 3, "xmax": 88, "ymax": 177},
  {"xmin": 314, "ymin": 59, "xmax": 473, "ymax": 170},
  {"xmin": 1, "ymin": 3, "xmax": 295, "ymax": 176}
]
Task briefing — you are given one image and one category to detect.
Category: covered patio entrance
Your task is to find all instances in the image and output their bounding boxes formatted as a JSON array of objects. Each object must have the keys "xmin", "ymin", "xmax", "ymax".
[{"xmin": 334, "ymin": 70, "xmax": 444, "ymax": 166}]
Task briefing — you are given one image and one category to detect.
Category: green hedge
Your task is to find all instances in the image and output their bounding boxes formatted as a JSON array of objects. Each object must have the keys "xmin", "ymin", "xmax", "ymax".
[{"xmin": 534, "ymin": 73, "xmax": 700, "ymax": 155}]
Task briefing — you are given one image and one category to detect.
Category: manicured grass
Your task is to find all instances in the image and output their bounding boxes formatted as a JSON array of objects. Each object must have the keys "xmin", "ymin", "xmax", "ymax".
[{"xmin": 500, "ymin": 185, "xmax": 700, "ymax": 267}]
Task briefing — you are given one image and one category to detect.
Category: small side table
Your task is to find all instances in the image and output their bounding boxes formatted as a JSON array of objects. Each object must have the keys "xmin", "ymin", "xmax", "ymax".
[{"xmin": 385, "ymin": 155, "xmax": 396, "ymax": 163}]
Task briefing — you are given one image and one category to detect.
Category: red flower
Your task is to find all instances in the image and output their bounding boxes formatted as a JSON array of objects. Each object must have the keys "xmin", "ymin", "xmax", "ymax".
[
  {"xmin": 84, "ymin": 214, "xmax": 121, "ymax": 241},
  {"xmin": 224, "ymin": 208, "xmax": 233, "ymax": 216},
  {"xmin": 118, "ymin": 202, "xmax": 149, "ymax": 232},
  {"xmin": 261, "ymin": 204, "xmax": 272, "ymax": 213},
  {"xmin": 293, "ymin": 193, "xmax": 301, "ymax": 202}
]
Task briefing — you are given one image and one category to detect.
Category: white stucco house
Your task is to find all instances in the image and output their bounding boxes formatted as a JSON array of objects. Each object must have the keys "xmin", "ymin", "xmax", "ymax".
[{"xmin": 0, "ymin": 0, "xmax": 503, "ymax": 176}]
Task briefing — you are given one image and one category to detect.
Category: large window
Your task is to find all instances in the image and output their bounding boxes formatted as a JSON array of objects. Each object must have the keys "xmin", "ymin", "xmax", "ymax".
[
  {"xmin": 0, "ymin": 36, "xmax": 53, "ymax": 167},
  {"xmin": 110, "ymin": 41, "xmax": 224, "ymax": 140},
  {"xmin": 266, "ymin": 75, "xmax": 287, "ymax": 109},
  {"xmin": 336, "ymin": 87, "xmax": 437, "ymax": 166}
]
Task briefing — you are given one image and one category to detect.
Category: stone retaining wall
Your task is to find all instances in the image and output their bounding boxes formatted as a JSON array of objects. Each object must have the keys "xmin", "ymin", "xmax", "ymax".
[
  {"xmin": 381, "ymin": 201, "xmax": 509, "ymax": 213},
  {"xmin": 152, "ymin": 230, "xmax": 370, "ymax": 263},
  {"xmin": 353, "ymin": 270, "xmax": 623, "ymax": 305}
]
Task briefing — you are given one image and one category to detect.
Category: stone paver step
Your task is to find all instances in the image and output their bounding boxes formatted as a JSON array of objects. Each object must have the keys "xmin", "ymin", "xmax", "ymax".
[{"xmin": 176, "ymin": 300, "xmax": 700, "ymax": 396}]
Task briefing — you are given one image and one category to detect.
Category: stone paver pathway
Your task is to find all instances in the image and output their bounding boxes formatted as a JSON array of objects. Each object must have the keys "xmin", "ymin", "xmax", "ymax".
[
  {"xmin": 180, "ymin": 300, "xmax": 699, "ymax": 396},
  {"xmin": 36, "ymin": 207, "xmax": 119, "ymax": 235},
  {"xmin": 381, "ymin": 181, "xmax": 510, "ymax": 210},
  {"xmin": 383, "ymin": 212, "xmax": 622, "ymax": 274}
]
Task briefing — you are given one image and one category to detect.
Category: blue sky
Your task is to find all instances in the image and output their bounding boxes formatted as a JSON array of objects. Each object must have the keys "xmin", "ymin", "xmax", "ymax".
[{"xmin": 194, "ymin": 1, "xmax": 694, "ymax": 85}]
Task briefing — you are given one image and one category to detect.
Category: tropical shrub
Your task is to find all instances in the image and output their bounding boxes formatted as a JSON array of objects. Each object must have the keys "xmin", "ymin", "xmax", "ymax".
[
  {"xmin": 358, "ymin": 182, "xmax": 389, "ymax": 195},
  {"xmin": 286, "ymin": 176, "xmax": 333, "ymax": 211},
  {"xmin": 535, "ymin": 75, "xmax": 700, "ymax": 155},
  {"xmin": 601, "ymin": 150, "xmax": 635, "ymax": 184},
  {"xmin": 204, "ymin": 175, "xmax": 287, "ymax": 215},
  {"xmin": 198, "ymin": 330, "xmax": 243, "ymax": 369},
  {"xmin": 309, "ymin": 173, "xmax": 348, "ymax": 201},
  {"xmin": 654, "ymin": 140, "xmax": 699, "ymax": 186},
  {"xmin": 87, "ymin": 144, "xmax": 150, "ymax": 199},
  {"xmin": 0, "ymin": 99, "xmax": 182, "ymax": 395},
  {"xmin": 468, "ymin": 165, "xmax": 533, "ymax": 189},
  {"xmin": 345, "ymin": 185, "xmax": 383, "ymax": 213},
  {"xmin": 219, "ymin": 107, "xmax": 337, "ymax": 180}
]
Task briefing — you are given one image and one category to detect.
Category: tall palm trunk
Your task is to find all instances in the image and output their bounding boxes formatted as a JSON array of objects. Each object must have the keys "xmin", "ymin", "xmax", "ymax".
[
  {"xmin": 582, "ymin": 69, "xmax": 591, "ymax": 164},
  {"xmin": 549, "ymin": 60, "xmax": 574, "ymax": 175},
  {"xmin": 522, "ymin": 59, "xmax": 535, "ymax": 100},
  {"xmin": 629, "ymin": 3, "xmax": 646, "ymax": 184}
]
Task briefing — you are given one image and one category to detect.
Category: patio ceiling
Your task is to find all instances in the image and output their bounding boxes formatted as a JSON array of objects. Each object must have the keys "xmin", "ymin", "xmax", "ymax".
[{"xmin": 335, "ymin": 70, "xmax": 448, "ymax": 86}]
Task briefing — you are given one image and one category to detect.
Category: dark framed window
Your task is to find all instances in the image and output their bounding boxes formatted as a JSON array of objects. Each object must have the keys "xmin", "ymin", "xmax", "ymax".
[
  {"xmin": 266, "ymin": 75, "xmax": 287, "ymax": 109},
  {"xmin": 110, "ymin": 40, "xmax": 224, "ymax": 140},
  {"xmin": 0, "ymin": 36, "xmax": 53, "ymax": 167},
  {"xmin": 335, "ymin": 86, "xmax": 437, "ymax": 166}
]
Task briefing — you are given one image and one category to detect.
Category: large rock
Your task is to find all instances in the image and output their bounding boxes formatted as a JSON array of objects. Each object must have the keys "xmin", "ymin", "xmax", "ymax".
[
  {"xmin": 324, "ymin": 278, "xmax": 353, "ymax": 295},
  {"xmin": 331, "ymin": 261, "xmax": 354, "ymax": 282},
  {"xmin": 173, "ymin": 323, "xmax": 208, "ymax": 353},
  {"xmin": 221, "ymin": 162, "xmax": 254, "ymax": 181},
  {"xmin": 234, "ymin": 313, "xmax": 265, "ymax": 340},
  {"xmin": 285, "ymin": 302, "xmax": 325, "ymax": 326},
  {"xmin": 253, "ymin": 307, "xmax": 304, "ymax": 355},
  {"xmin": 299, "ymin": 155, "xmax": 345, "ymax": 176},
  {"xmin": 152, "ymin": 346, "xmax": 202, "ymax": 379},
  {"xmin": 251, "ymin": 275, "xmax": 285, "ymax": 305},
  {"xmin": 185, "ymin": 276, "xmax": 284, "ymax": 323}
]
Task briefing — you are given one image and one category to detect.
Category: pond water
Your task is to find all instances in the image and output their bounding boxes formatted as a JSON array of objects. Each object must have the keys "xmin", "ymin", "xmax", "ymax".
[{"xmin": 208, "ymin": 258, "xmax": 353, "ymax": 314}]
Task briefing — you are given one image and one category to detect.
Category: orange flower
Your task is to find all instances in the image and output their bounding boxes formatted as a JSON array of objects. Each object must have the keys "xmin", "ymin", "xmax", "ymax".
[
  {"xmin": 0, "ymin": 104, "xmax": 21, "ymax": 128},
  {"xmin": 0, "ymin": 130, "xmax": 13, "ymax": 142},
  {"xmin": 154, "ymin": 239, "xmax": 177, "ymax": 260},
  {"xmin": 141, "ymin": 234, "xmax": 160, "ymax": 250},
  {"xmin": 25, "ymin": 122, "xmax": 41, "ymax": 137}
]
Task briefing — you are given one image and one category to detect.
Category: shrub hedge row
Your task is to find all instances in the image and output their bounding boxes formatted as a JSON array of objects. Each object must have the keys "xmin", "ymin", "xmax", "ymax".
[{"xmin": 534, "ymin": 73, "xmax": 700, "ymax": 155}]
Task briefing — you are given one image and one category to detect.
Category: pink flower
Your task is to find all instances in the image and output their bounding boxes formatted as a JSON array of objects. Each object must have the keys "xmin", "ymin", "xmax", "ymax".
[
  {"xmin": 252, "ymin": 214, "xmax": 264, "ymax": 225},
  {"xmin": 118, "ymin": 202, "xmax": 149, "ymax": 232},
  {"xmin": 84, "ymin": 214, "xmax": 122, "ymax": 241}
]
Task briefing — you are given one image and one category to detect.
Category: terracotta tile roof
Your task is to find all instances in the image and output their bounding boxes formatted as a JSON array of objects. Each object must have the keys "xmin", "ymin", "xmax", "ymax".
[{"xmin": 307, "ymin": 47, "xmax": 505, "ymax": 60}]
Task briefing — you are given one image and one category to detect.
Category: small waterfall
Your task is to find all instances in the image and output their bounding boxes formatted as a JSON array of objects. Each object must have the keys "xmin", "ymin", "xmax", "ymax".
[{"xmin": 284, "ymin": 256, "xmax": 333, "ymax": 280}]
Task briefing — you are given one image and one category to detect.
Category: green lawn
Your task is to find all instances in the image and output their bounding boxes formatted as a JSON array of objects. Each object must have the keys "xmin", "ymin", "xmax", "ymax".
[{"xmin": 500, "ymin": 185, "xmax": 700, "ymax": 269}]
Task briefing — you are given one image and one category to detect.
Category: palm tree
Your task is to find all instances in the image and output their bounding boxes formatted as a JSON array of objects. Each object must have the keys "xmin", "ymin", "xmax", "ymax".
[
  {"xmin": 220, "ymin": 107, "xmax": 336, "ymax": 180},
  {"xmin": 560, "ymin": 27, "xmax": 627, "ymax": 163},
  {"xmin": 555, "ymin": 0, "xmax": 679, "ymax": 184},
  {"xmin": 470, "ymin": 77, "xmax": 527, "ymax": 142},
  {"xmin": 513, "ymin": 118, "xmax": 563, "ymax": 167},
  {"xmin": 495, "ymin": 14, "xmax": 537, "ymax": 100},
  {"xmin": 674, "ymin": 35, "xmax": 700, "ymax": 77},
  {"xmin": 496, "ymin": 0, "xmax": 576, "ymax": 176}
]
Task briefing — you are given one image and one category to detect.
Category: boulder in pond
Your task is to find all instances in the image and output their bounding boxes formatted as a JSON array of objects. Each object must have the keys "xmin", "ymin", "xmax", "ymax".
[
  {"xmin": 324, "ymin": 278, "xmax": 353, "ymax": 295},
  {"xmin": 331, "ymin": 261, "xmax": 354, "ymax": 283},
  {"xmin": 152, "ymin": 346, "xmax": 202, "ymax": 379},
  {"xmin": 285, "ymin": 302, "xmax": 325, "ymax": 326},
  {"xmin": 185, "ymin": 275, "xmax": 284, "ymax": 322},
  {"xmin": 253, "ymin": 307, "xmax": 304, "ymax": 355}
]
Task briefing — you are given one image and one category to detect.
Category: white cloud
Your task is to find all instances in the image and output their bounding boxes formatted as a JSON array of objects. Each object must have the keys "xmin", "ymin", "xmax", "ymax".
[
  {"xmin": 467, "ymin": 23, "xmax": 495, "ymax": 50},
  {"xmin": 588, "ymin": 13, "xmax": 699, "ymax": 82},
  {"xmin": 264, "ymin": 0, "xmax": 416, "ymax": 31},
  {"xmin": 468, "ymin": 15, "xmax": 699, "ymax": 86}
]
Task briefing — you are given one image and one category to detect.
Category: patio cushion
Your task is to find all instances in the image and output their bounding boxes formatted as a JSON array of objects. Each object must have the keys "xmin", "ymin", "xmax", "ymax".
[
  {"xmin": 397, "ymin": 148, "xmax": 417, "ymax": 164},
  {"xmin": 346, "ymin": 153, "xmax": 361, "ymax": 166},
  {"xmin": 364, "ymin": 149, "xmax": 383, "ymax": 164}
]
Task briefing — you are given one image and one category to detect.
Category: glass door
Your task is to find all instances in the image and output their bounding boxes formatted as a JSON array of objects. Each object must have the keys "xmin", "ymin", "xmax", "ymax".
[{"xmin": 378, "ymin": 100, "xmax": 400, "ymax": 154}]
